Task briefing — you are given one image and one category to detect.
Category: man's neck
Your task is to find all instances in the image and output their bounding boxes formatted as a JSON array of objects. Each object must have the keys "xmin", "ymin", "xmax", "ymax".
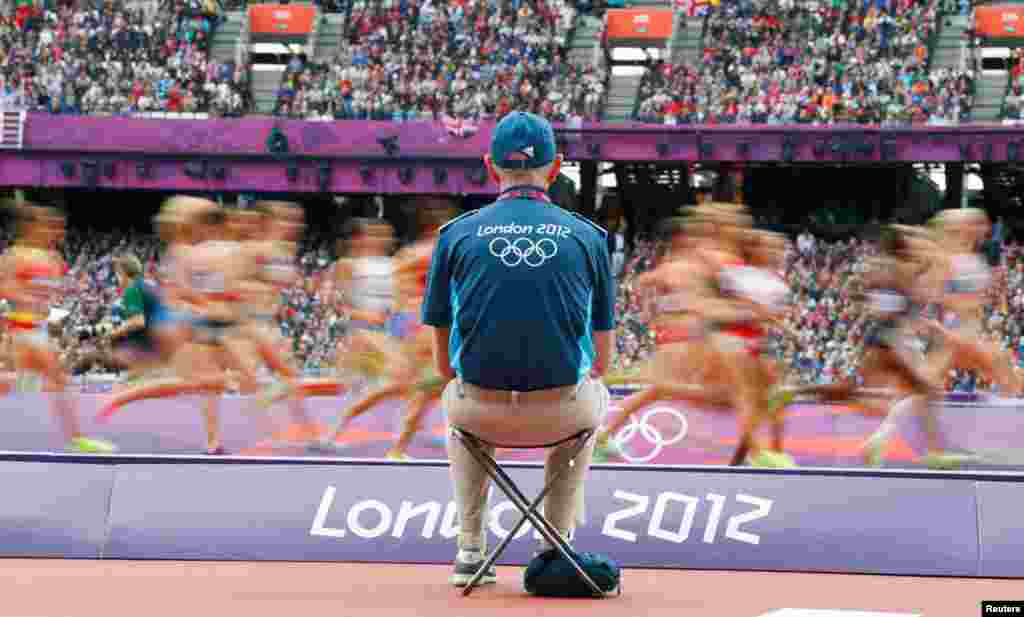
[{"xmin": 499, "ymin": 182, "xmax": 547, "ymax": 194}]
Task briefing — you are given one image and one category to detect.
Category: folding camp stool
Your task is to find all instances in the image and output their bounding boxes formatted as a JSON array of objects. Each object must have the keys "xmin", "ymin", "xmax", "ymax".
[{"xmin": 448, "ymin": 426, "xmax": 612, "ymax": 598}]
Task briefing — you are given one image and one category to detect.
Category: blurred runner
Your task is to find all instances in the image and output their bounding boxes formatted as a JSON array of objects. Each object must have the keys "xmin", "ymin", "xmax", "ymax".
[
  {"xmin": 312, "ymin": 201, "xmax": 454, "ymax": 459},
  {"xmin": 97, "ymin": 197, "xmax": 257, "ymax": 454},
  {"xmin": 815, "ymin": 224, "xmax": 943, "ymax": 466},
  {"xmin": 692, "ymin": 203, "xmax": 791, "ymax": 466},
  {"xmin": 0, "ymin": 202, "xmax": 116, "ymax": 453},
  {"xmin": 273, "ymin": 216, "xmax": 398, "ymax": 413},
  {"xmin": 230, "ymin": 202, "xmax": 313, "ymax": 438},
  {"xmin": 925, "ymin": 209, "xmax": 1020, "ymax": 398},
  {"xmin": 595, "ymin": 215, "xmax": 727, "ymax": 461}
]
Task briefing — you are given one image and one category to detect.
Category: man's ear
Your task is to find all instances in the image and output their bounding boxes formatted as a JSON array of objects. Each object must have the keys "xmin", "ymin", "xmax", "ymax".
[
  {"xmin": 484, "ymin": 154, "xmax": 501, "ymax": 186},
  {"xmin": 546, "ymin": 154, "xmax": 564, "ymax": 187}
]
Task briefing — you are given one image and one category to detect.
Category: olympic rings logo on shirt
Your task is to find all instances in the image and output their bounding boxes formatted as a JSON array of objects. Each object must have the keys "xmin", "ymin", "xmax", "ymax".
[
  {"xmin": 488, "ymin": 237, "xmax": 558, "ymax": 268},
  {"xmin": 611, "ymin": 406, "xmax": 689, "ymax": 464}
]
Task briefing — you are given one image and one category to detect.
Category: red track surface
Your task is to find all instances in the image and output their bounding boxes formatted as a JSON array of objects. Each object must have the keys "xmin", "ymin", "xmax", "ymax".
[{"xmin": 0, "ymin": 560, "xmax": 1015, "ymax": 617}]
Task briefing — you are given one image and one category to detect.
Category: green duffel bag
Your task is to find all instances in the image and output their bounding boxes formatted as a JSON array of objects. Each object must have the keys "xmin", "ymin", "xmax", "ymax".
[{"xmin": 523, "ymin": 548, "xmax": 621, "ymax": 598}]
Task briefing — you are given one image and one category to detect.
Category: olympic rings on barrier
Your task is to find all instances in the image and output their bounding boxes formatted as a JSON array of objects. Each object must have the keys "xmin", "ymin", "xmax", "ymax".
[
  {"xmin": 488, "ymin": 237, "xmax": 558, "ymax": 268},
  {"xmin": 612, "ymin": 406, "xmax": 689, "ymax": 464}
]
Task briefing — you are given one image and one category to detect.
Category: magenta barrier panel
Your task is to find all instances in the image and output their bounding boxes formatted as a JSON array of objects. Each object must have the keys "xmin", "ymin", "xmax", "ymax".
[
  {"xmin": 977, "ymin": 481, "xmax": 1024, "ymax": 577},
  {"xmin": 0, "ymin": 462, "xmax": 113, "ymax": 558},
  {"xmin": 101, "ymin": 463, "xmax": 982, "ymax": 575},
  {"xmin": 2, "ymin": 456, "xmax": 1021, "ymax": 577}
]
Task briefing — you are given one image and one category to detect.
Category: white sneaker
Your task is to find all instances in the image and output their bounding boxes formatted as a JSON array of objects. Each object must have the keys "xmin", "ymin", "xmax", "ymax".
[{"xmin": 449, "ymin": 549, "xmax": 497, "ymax": 587}]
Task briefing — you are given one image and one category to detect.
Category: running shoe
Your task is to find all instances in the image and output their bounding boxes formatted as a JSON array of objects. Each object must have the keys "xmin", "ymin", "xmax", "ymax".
[
  {"xmin": 385, "ymin": 449, "xmax": 411, "ymax": 461},
  {"xmin": 767, "ymin": 387, "xmax": 797, "ymax": 413},
  {"xmin": 121, "ymin": 372, "xmax": 152, "ymax": 387},
  {"xmin": 414, "ymin": 374, "xmax": 448, "ymax": 393},
  {"xmin": 592, "ymin": 434, "xmax": 623, "ymax": 463},
  {"xmin": 449, "ymin": 549, "xmax": 496, "ymax": 587},
  {"xmin": 748, "ymin": 450, "xmax": 796, "ymax": 468},
  {"xmin": 206, "ymin": 445, "xmax": 228, "ymax": 455},
  {"xmin": 68, "ymin": 436, "xmax": 117, "ymax": 454},
  {"xmin": 920, "ymin": 451, "xmax": 977, "ymax": 470},
  {"xmin": 861, "ymin": 432, "xmax": 888, "ymax": 468}
]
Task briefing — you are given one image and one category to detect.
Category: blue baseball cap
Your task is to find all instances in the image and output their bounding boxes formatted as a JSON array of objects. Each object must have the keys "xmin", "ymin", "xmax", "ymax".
[{"xmin": 489, "ymin": 111, "xmax": 557, "ymax": 170}]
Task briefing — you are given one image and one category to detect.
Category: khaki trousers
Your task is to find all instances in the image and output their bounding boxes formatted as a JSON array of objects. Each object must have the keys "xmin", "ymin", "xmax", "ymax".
[{"xmin": 443, "ymin": 376, "xmax": 610, "ymax": 552}]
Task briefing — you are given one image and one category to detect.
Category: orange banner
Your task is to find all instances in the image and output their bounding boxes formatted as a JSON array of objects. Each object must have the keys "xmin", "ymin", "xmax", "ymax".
[
  {"xmin": 975, "ymin": 4, "xmax": 1024, "ymax": 38},
  {"xmin": 248, "ymin": 4, "xmax": 316, "ymax": 36},
  {"xmin": 605, "ymin": 8, "xmax": 674, "ymax": 42}
]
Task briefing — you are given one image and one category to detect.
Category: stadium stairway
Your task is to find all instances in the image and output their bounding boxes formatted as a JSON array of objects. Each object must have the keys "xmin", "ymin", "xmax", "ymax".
[
  {"xmin": 604, "ymin": 4, "xmax": 691, "ymax": 122},
  {"xmin": 246, "ymin": 3, "xmax": 322, "ymax": 114},
  {"xmin": 670, "ymin": 11, "xmax": 701, "ymax": 67},
  {"xmin": 605, "ymin": 72, "xmax": 643, "ymax": 122},
  {"xmin": 568, "ymin": 13, "xmax": 604, "ymax": 67},
  {"xmin": 974, "ymin": 72, "xmax": 1009, "ymax": 123},
  {"xmin": 211, "ymin": 10, "xmax": 245, "ymax": 63},
  {"xmin": 314, "ymin": 13, "xmax": 345, "ymax": 61},
  {"xmin": 252, "ymin": 67, "xmax": 284, "ymax": 114},
  {"xmin": 931, "ymin": 14, "xmax": 968, "ymax": 73},
  {"xmin": 931, "ymin": 15, "xmax": 1001, "ymax": 122}
]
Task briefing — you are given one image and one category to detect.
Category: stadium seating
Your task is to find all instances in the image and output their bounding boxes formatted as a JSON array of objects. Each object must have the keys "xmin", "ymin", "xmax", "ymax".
[
  {"xmin": 634, "ymin": 0, "xmax": 973, "ymax": 126},
  {"xmin": 271, "ymin": 0, "xmax": 608, "ymax": 122},
  {"xmin": 0, "ymin": 0, "xmax": 981, "ymax": 124},
  {"xmin": 0, "ymin": 0, "xmax": 248, "ymax": 117}
]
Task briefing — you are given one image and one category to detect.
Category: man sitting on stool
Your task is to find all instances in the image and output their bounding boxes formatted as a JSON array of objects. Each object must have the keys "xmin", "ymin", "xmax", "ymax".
[{"xmin": 421, "ymin": 111, "xmax": 615, "ymax": 587}]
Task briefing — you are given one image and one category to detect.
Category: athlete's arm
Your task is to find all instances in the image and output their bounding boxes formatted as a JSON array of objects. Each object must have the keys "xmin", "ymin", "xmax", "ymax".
[
  {"xmin": 268, "ymin": 246, "xmax": 300, "ymax": 289},
  {"xmin": 693, "ymin": 285, "xmax": 757, "ymax": 324},
  {"xmin": 394, "ymin": 251, "xmax": 431, "ymax": 276},
  {"xmin": 171, "ymin": 252, "xmax": 204, "ymax": 310},
  {"xmin": 347, "ymin": 308, "xmax": 389, "ymax": 325},
  {"xmin": 635, "ymin": 268, "xmax": 662, "ymax": 292},
  {"xmin": 0, "ymin": 253, "xmax": 17, "ymax": 301},
  {"xmin": 0, "ymin": 253, "xmax": 36, "ymax": 307},
  {"xmin": 112, "ymin": 315, "xmax": 145, "ymax": 340}
]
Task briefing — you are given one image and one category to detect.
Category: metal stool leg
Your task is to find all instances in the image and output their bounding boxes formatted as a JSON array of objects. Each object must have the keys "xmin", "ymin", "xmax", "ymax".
[
  {"xmin": 469, "ymin": 433, "xmax": 607, "ymax": 598},
  {"xmin": 455, "ymin": 430, "xmax": 589, "ymax": 596},
  {"xmin": 452, "ymin": 429, "xmax": 607, "ymax": 598}
]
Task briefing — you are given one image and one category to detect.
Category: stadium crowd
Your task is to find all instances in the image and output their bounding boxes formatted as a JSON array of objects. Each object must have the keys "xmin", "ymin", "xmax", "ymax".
[
  {"xmin": 0, "ymin": 0, "xmax": 978, "ymax": 124},
  {"xmin": 1002, "ymin": 48, "xmax": 1024, "ymax": 124},
  {"xmin": 273, "ymin": 0, "xmax": 608, "ymax": 122},
  {"xmin": 0, "ymin": 0, "xmax": 248, "ymax": 116},
  {"xmin": 636, "ymin": 0, "xmax": 974, "ymax": 126}
]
